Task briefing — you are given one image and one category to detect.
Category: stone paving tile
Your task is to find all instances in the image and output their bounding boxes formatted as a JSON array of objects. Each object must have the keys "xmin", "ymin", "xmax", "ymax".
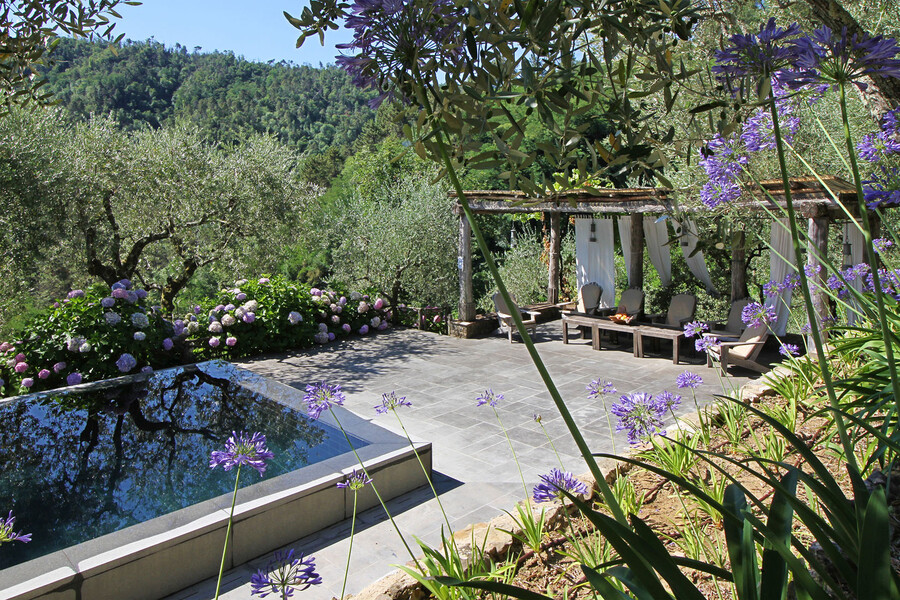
[{"xmin": 164, "ymin": 322, "xmax": 755, "ymax": 600}]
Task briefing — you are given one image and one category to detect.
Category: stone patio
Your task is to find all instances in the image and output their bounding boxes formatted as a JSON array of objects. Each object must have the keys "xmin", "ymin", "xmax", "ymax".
[{"xmin": 165, "ymin": 322, "xmax": 755, "ymax": 600}]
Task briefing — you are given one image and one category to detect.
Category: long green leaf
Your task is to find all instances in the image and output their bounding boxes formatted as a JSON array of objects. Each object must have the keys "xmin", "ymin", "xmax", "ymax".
[
  {"xmin": 723, "ymin": 485, "xmax": 759, "ymax": 600},
  {"xmin": 759, "ymin": 470, "xmax": 798, "ymax": 600},
  {"xmin": 580, "ymin": 565, "xmax": 633, "ymax": 600},
  {"xmin": 857, "ymin": 487, "xmax": 897, "ymax": 599},
  {"xmin": 435, "ymin": 577, "xmax": 553, "ymax": 600}
]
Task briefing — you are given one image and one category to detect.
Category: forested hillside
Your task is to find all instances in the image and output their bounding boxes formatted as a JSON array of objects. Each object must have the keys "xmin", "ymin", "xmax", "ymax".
[{"xmin": 38, "ymin": 38, "xmax": 376, "ymax": 155}]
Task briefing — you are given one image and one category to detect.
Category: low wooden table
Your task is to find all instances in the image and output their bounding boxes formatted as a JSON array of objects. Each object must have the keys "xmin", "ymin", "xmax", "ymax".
[
  {"xmin": 635, "ymin": 325, "xmax": 686, "ymax": 364},
  {"xmin": 561, "ymin": 313, "xmax": 639, "ymax": 356}
]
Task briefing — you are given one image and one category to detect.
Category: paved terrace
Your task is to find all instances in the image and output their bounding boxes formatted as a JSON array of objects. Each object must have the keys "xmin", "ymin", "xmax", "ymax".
[{"xmin": 167, "ymin": 322, "xmax": 754, "ymax": 600}]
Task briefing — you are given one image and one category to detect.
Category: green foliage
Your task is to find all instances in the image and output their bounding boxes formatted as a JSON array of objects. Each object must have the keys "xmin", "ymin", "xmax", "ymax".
[
  {"xmin": 37, "ymin": 38, "xmax": 377, "ymax": 156},
  {"xmin": 0, "ymin": 283, "xmax": 180, "ymax": 396}
]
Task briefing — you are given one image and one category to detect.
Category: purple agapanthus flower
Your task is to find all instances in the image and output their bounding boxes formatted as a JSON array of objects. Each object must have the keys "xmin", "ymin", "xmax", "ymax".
[
  {"xmin": 779, "ymin": 343, "xmax": 800, "ymax": 357},
  {"xmin": 780, "ymin": 272, "xmax": 801, "ymax": 291},
  {"xmin": 250, "ymin": 549, "xmax": 322, "ymax": 598},
  {"xmin": 655, "ymin": 390, "xmax": 682, "ymax": 412},
  {"xmin": 873, "ymin": 238, "xmax": 894, "ymax": 253},
  {"xmin": 337, "ymin": 469, "xmax": 373, "ymax": 490},
  {"xmin": 864, "ymin": 166, "xmax": 900, "ymax": 209},
  {"xmin": 676, "ymin": 371, "xmax": 703, "ymax": 389},
  {"xmin": 699, "ymin": 134, "xmax": 749, "ymax": 208},
  {"xmin": 741, "ymin": 76, "xmax": 801, "ymax": 150},
  {"xmin": 713, "ymin": 18, "xmax": 802, "ymax": 80},
  {"xmin": 763, "ymin": 280, "xmax": 781, "ymax": 297},
  {"xmin": 683, "ymin": 320, "xmax": 709, "ymax": 338},
  {"xmin": 209, "ymin": 431, "xmax": 274, "ymax": 476},
  {"xmin": 335, "ymin": 0, "xmax": 466, "ymax": 106},
  {"xmin": 304, "ymin": 382, "xmax": 346, "ymax": 419},
  {"xmin": 476, "ymin": 389, "xmax": 503, "ymax": 407},
  {"xmin": 695, "ymin": 335, "xmax": 719, "ymax": 353},
  {"xmin": 532, "ymin": 468, "xmax": 589, "ymax": 503},
  {"xmin": 610, "ymin": 392, "xmax": 668, "ymax": 444},
  {"xmin": 741, "ymin": 301, "xmax": 777, "ymax": 328},
  {"xmin": 0, "ymin": 511, "xmax": 31, "ymax": 545},
  {"xmin": 586, "ymin": 379, "xmax": 617, "ymax": 398},
  {"xmin": 786, "ymin": 26, "xmax": 900, "ymax": 90},
  {"xmin": 375, "ymin": 391, "xmax": 412, "ymax": 414}
]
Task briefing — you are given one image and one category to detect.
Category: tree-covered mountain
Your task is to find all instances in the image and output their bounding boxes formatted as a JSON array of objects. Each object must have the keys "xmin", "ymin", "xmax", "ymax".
[{"xmin": 38, "ymin": 38, "xmax": 376, "ymax": 155}]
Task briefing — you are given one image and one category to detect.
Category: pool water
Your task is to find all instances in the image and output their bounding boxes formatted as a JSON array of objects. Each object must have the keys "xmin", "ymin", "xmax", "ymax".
[{"xmin": 0, "ymin": 361, "xmax": 366, "ymax": 570}]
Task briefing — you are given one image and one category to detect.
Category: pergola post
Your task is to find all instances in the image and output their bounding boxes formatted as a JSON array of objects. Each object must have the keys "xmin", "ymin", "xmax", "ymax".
[
  {"xmin": 629, "ymin": 213, "xmax": 644, "ymax": 289},
  {"xmin": 547, "ymin": 212, "xmax": 561, "ymax": 303},
  {"xmin": 731, "ymin": 230, "xmax": 748, "ymax": 301},
  {"xmin": 458, "ymin": 213, "xmax": 475, "ymax": 321},
  {"xmin": 808, "ymin": 215, "xmax": 830, "ymax": 336}
]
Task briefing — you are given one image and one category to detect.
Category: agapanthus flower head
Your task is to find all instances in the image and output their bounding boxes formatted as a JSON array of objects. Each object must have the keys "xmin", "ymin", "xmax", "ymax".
[
  {"xmin": 741, "ymin": 76, "xmax": 801, "ymax": 151},
  {"xmin": 864, "ymin": 166, "xmax": 900, "ymax": 209},
  {"xmin": 713, "ymin": 19, "xmax": 802, "ymax": 80},
  {"xmin": 337, "ymin": 469, "xmax": 373, "ymax": 490},
  {"xmin": 476, "ymin": 388, "xmax": 503, "ymax": 408},
  {"xmin": 0, "ymin": 511, "xmax": 31, "ymax": 545},
  {"xmin": 532, "ymin": 468, "xmax": 589, "ymax": 503},
  {"xmin": 375, "ymin": 391, "xmax": 412, "ymax": 414},
  {"xmin": 335, "ymin": 0, "xmax": 466, "ymax": 106},
  {"xmin": 780, "ymin": 272, "xmax": 801, "ymax": 291},
  {"xmin": 250, "ymin": 549, "xmax": 322, "ymax": 598},
  {"xmin": 533, "ymin": 413, "xmax": 542, "ymax": 423},
  {"xmin": 804, "ymin": 263, "xmax": 822, "ymax": 277},
  {"xmin": 611, "ymin": 392, "xmax": 669, "ymax": 444},
  {"xmin": 695, "ymin": 335, "xmax": 720, "ymax": 353},
  {"xmin": 683, "ymin": 320, "xmax": 709, "ymax": 338},
  {"xmin": 676, "ymin": 371, "xmax": 703, "ymax": 389},
  {"xmin": 304, "ymin": 382, "xmax": 346, "ymax": 419},
  {"xmin": 209, "ymin": 431, "xmax": 274, "ymax": 476},
  {"xmin": 586, "ymin": 379, "xmax": 616, "ymax": 399},
  {"xmin": 874, "ymin": 238, "xmax": 894, "ymax": 253},
  {"xmin": 779, "ymin": 343, "xmax": 800, "ymax": 357},
  {"xmin": 699, "ymin": 134, "xmax": 749, "ymax": 208},
  {"xmin": 741, "ymin": 301, "xmax": 777, "ymax": 328},
  {"xmin": 787, "ymin": 26, "xmax": 900, "ymax": 90},
  {"xmin": 655, "ymin": 390, "xmax": 682, "ymax": 412}
]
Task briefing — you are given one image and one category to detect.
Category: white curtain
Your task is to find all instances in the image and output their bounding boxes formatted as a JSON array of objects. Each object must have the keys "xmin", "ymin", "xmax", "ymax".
[
  {"xmin": 674, "ymin": 218, "xmax": 716, "ymax": 292},
  {"xmin": 644, "ymin": 216, "xmax": 672, "ymax": 287},
  {"xmin": 765, "ymin": 219, "xmax": 796, "ymax": 336},
  {"xmin": 617, "ymin": 217, "xmax": 632, "ymax": 284},
  {"xmin": 843, "ymin": 222, "xmax": 866, "ymax": 325},
  {"xmin": 575, "ymin": 217, "xmax": 617, "ymax": 308}
]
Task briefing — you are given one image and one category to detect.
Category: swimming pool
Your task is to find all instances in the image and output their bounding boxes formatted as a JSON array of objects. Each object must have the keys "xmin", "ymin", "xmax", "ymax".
[{"xmin": 0, "ymin": 361, "xmax": 431, "ymax": 600}]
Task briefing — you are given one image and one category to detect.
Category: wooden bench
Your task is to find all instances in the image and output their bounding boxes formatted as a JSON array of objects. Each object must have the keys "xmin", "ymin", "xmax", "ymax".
[
  {"xmin": 561, "ymin": 313, "xmax": 639, "ymax": 356},
  {"xmin": 635, "ymin": 324, "xmax": 686, "ymax": 364}
]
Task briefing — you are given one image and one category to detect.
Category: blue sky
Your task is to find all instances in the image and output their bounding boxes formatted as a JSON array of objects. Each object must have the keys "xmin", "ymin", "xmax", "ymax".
[{"xmin": 115, "ymin": 0, "xmax": 352, "ymax": 66}]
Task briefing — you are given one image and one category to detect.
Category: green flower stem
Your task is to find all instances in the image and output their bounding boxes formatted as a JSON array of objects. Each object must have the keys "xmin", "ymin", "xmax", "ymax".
[
  {"xmin": 428, "ymin": 123, "xmax": 627, "ymax": 526},
  {"xmin": 838, "ymin": 81, "xmax": 900, "ymax": 418},
  {"xmin": 492, "ymin": 406, "xmax": 530, "ymax": 500},
  {"xmin": 214, "ymin": 464, "xmax": 241, "ymax": 600},
  {"xmin": 538, "ymin": 419, "xmax": 566, "ymax": 470},
  {"xmin": 390, "ymin": 410, "xmax": 455, "ymax": 535},
  {"xmin": 768, "ymin": 92, "xmax": 857, "ymax": 471},
  {"xmin": 340, "ymin": 490, "xmax": 358, "ymax": 600},
  {"xmin": 330, "ymin": 410, "xmax": 422, "ymax": 569},
  {"xmin": 597, "ymin": 395, "xmax": 617, "ymax": 456}
]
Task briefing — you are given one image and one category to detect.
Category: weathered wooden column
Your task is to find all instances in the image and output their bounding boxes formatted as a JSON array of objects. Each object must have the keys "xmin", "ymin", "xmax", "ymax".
[
  {"xmin": 808, "ymin": 214, "xmax": 830, "ymax": 336},
  {"xmin": 629, "ymin": 213, "xmax": 644, "ymax": 289},
  {"xmin": 547, "ymin": 212, "xmax": 561, "ymax": 303},
  {"xmin": 731, "ymin": 230, "xmax": 749, "ymax": 301},
  {"xmin": 458, "ymin": 213, "xmax": 476, "ymax": 321}
]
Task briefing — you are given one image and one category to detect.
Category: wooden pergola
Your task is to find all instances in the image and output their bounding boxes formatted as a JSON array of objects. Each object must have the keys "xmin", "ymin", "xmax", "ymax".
[{"xmin": 452, "ymin": 176, "xmax": 863, "ymax": 325}]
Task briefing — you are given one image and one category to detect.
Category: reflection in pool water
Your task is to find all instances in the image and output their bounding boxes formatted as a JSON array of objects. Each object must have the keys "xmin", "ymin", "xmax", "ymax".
[{"xmin": 0, "ymin": 362, "xmax": 366, "ymax": 570}]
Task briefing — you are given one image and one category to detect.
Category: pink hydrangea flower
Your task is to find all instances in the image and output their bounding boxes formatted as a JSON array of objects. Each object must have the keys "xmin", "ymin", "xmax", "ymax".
[
  {"xmin": 22, "ymin": 378, "xmax": 34, "ymax": 388},
  {"xmin": 226, "ymin": 337, "xmax": 237, "ymax": 347},
  {"xmin": 53, "ymin": 361, "xmax": 66, "ymax": 373},
  {"xmin": 38, "ymin": 369, "xmax": 50, "ymax": 380},
  {"xmin": 209, "ymin": 337, "xmax": 221, "ymax": 347},
  {"xmin": 14, "ymin": 353, "xmax": 25, "ymax": 363},
  {"xmin": 374, "ymin": 298, "xmax": 385, "ymax": 311},
  {"xmin": 14, "ymin": 362, "xmax": 28, "ymax": 374}
]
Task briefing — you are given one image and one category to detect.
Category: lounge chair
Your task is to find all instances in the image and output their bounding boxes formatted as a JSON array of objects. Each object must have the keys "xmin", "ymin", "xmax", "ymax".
[
  {"xmin": 493, "ymin": 292, "xmax": 540, "ymax": 343},
  {"xmin": 705, "ymin": 322, "xmax": 770, "ymax": 373},
  {"xmin": 559, "ymin": 282, "xmax": 603, "ymax": 315},
  {"xmin": 644, "ymin": 294, "xmax": 697, "ymax": 328},
  {"xmin": 597, "ymin": 288, "xmax": 645, "ymax": 320},
  {"xmin": 707, "ymin": 297, "xmax": 752, "ymax": 337}
]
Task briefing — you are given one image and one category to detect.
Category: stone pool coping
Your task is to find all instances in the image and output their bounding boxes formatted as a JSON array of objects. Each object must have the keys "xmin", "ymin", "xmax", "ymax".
[{"xmin": 0, "ymin": 363, "xmax": 432, "ymax": 600}]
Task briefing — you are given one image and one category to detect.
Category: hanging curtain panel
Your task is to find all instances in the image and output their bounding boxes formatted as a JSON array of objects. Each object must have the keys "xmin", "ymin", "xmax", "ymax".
[
  {"xmin": 595, "ymin": 218, "xmax": 616, "ymax": 308},
  {"xmin": 574, "ymin": 218, "xmax": 594, "ymax": 289},
  {"xmin": 674, "ymin": 218, "xmax": 716, "ymax": 292},
  {"xmin": 764, "ymin": 218, "xmax": 796, "ymax": 336},
  {"xmin": 643, "ymin": 216, "xmax": 672, "ymax": 287},
  {"xmin": 843, "ymin": 222, "xmax": 866, "ymax": 325},
  {"xmin": 617, "ymin": 217, "xmax": 632, "ymax": 284}
]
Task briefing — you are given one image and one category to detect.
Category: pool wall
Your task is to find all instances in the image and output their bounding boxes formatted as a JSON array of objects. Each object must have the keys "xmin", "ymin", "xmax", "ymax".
[{"xmin": 0, "ymin": 369, "xmax": 432, "ymax": 600}]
